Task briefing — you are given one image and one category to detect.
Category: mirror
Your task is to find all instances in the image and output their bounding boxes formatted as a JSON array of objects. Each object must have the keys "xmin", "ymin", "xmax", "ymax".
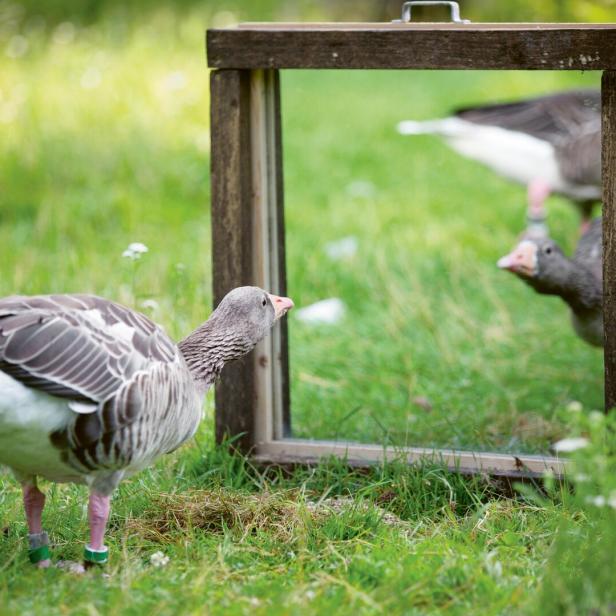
[{"xmin": 283, "ymin": 69, "xmax": 602, "ymax": 455}]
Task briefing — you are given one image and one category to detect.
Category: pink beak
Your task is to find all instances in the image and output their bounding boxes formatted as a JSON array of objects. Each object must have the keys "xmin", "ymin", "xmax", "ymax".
[
  {"xmin": 268, "ymin": 293, "xmax": 294, "ymax": 319},
  {"xmin": 497, "ymin": 241, "xmax": 538, "ymax": 277}
]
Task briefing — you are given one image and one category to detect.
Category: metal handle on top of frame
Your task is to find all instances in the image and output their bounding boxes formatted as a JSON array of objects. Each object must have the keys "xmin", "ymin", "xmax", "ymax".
[{"xmin": 393, "ymin": 1, "xmax": 471, "ymax": 24}]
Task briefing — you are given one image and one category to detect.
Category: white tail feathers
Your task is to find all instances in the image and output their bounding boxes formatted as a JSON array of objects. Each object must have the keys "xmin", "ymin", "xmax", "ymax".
[{"xmin": 396, "ymin": 117, "xmax": 472, "ymax": 137}]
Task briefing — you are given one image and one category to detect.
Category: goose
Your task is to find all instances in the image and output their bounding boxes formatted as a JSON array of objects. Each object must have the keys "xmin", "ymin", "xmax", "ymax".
[
  {"xmin": 0, "ymin": 287, "xmax": 294, "ymax": 569},
  {"xmin": 397, "ymin": 89, "xmax": 601, "ymax": 228},
  {"xmin": 497, "ymin": 217, "xmax": 602, "ymax": 346}
]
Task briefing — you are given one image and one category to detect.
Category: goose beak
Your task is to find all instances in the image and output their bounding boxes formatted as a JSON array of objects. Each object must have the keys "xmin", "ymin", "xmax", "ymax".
[
  {"xmin": 268, "ymin": 293, "xmax": 294, "ymax": 319},
  {"xmin": 497, "ymin": 241, "xmax": 538, "ymax": 277}
]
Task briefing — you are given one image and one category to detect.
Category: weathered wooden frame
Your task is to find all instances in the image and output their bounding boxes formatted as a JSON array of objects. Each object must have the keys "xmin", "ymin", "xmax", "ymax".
[{"xmin": 208, "ymin": 22, "xmax": 616, "ymax": 478}]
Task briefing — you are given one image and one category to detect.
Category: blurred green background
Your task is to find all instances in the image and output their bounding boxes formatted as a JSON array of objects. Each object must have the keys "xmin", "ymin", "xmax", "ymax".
[{"xmin": 0, "ymin": 0, "xmax": 613, "ymax": 454}]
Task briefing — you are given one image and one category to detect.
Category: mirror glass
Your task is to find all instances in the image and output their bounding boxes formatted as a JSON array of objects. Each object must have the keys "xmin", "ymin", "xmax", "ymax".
[{"xmin": 284, "ymin": 69, "xmax": 602, "ymax": 454}]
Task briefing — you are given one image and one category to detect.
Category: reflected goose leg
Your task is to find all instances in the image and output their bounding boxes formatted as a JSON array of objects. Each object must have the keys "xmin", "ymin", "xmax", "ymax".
[
  {"xmin": 22, "ymin": 482, "xmax": 51, "ymax": 568},
  {"xmin": 527, "ymin": 178, "xmax": 551, "ymax": 213},
  {"xmin": 523, "ymin": 179, "xmax": 550, "ymax": 239},
  {"xmin": 579, "ymin": 200, "xmax": 595, "ymax": 235}
]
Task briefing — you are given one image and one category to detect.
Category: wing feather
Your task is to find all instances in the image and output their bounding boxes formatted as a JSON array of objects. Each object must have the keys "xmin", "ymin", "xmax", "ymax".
[
  {"xmin": 454, "ymin": 89, "xmax": 600, "ymax": 145},
  {"xmin": 0, "ymin": 294, "xmax": 179, "ymax": 405}
]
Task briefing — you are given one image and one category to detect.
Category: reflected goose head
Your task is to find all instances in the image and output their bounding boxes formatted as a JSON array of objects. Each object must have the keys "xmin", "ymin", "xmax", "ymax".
[{"xmin": 497, "ymin": 238, "xmax": 569, "ymax": 294}]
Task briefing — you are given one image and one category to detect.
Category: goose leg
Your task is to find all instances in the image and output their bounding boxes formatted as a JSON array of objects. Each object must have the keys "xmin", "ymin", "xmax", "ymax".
[
  {"xmin": 579, "ymin": 200, "xmax": 595, "ymax": 235},
  {"xmin": 84, "ymin": 491, "xmax": 110, "ymax": 567},
  {"xmin": 524, "ymin": 180, "xmax": 550, "ymax": 239},
  {"xmin": 527, "ymin": 178, "xmax": 551, "ymax": 212},
  {"xmin": 22, "ymin": 482, "xmax": 51, "ymax": 568}
]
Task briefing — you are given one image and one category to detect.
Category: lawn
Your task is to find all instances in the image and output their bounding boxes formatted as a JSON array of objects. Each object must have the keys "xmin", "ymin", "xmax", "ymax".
[{"xmin": 0, "ymin": 2, "xmax": 614, "ymax": 614}]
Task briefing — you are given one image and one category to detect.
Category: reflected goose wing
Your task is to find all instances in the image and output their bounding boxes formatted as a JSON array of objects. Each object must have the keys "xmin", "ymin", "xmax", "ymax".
[
  {"xmin": 555, "ymin": 129, "xmax": 602, "ymax": 188},
  {"xmin": 454, "ymin": 89, "xmax": 600, "ymax": 144},
  {"xmin": 574, "ymin": 218, "xmax": 603, "ymax": 282},
  {"xmin": 0, "ymin": 294, "xmax": 178, "ymax": 407}
]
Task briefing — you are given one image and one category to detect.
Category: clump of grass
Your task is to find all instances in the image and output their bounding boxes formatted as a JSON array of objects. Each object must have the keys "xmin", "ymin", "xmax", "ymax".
[
  {"xmin": 126, "ymin": 488, "xmax": 413, "ymax": 547},
  {"xmin": 126, "ymin": 489, "xmax": 309, "ymax": 543}
]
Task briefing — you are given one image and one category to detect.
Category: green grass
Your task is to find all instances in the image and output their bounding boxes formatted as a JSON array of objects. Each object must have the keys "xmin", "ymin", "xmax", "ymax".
[
  {"xmin": 284, "ymin": 69, "xmax": 603, "ymax": 453},
  {"xmin": 0, "ymin": 2, "xmax": 613, "ymax": 614},
  {"xmin": 0, "ymin": 446, "xmax": 572, "ymax": 615}
]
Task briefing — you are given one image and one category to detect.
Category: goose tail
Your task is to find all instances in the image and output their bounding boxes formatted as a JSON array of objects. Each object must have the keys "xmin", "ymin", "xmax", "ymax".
[{"xmin": 396, "ymin": 116, "xmax": 478, "ymax": 138}]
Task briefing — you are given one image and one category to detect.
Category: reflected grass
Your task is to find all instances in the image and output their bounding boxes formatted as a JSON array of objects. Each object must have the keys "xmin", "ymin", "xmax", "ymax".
[{"xmin": 283, "ymin": 69, "xmax": 603, "ymax": 453}]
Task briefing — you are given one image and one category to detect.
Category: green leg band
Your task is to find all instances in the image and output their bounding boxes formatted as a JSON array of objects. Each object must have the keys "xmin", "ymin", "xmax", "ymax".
[
  {"xmin": 84, "ymin": 545, "xmax": 108, "ymax": 565},
  {"xmin": 29, "ymin": 545, "xmax": 51, "ymax": 564},
  {"xmin": 28, "ymin": 532, "xmax": 50, "ymax": 564}
]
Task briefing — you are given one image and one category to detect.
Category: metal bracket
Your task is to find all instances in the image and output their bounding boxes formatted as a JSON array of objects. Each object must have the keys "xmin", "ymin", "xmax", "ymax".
[{"xmin": 393, "ymin": 1, "xmax": 471, "ymax": 24}]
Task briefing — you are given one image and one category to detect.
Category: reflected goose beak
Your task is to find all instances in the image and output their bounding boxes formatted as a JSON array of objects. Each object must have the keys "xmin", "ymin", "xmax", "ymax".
[
  {"xmin": 268, "ymin": 293, "xmax": 294, "ymax": 319},
  {"xmin": 497, "ymin": 241, "xmax": 538, "ymax": 277}
]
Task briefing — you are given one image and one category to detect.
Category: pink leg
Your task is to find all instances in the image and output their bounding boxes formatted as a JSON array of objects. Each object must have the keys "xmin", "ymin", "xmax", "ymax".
[
  {"xmin": 88, "ymin": 491, "xmax": 111, "ymax": 551},
  {"xmin": 22, "ymin": 484, "xmax": 51, "ymax": 568},
  {"xmin": 527, "ymin": 178, "xmax": 551, "ymax": 213},
  {"xmin": 523, "ymin": 179, "xmax": 551, "ymax": 239}
]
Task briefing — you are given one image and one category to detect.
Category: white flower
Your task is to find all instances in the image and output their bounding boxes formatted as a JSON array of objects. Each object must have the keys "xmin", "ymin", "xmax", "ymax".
[
  {"xmin": 566, "ymin": 400, "xmax": 583, "ymax": 413},
  {"xmin": 248, "ymin": 597, "xmax": 261, "ymax": 607},
  {"xmin": 150, "ymin": 551, "xmax": 170, "ymax": 568},
  {"xmin": 305, "ymin": 590, "xmax": 316, "ymax": 601},
  {"xmin": 484, "ymin": 551, "xmax": 503, "ymax": 578},
  {"xmin": 295, "ymin": 298, "xmax": 345, "ymax": 325},
  {"xmin": 552, "ymin": 437, "xmax": 589, "ymax": 453},
  {"xmin": 574, "ymin": 473, "xmax": 590, "ymax": 483},
  {"xmin": 324, "ymin": 236, "xmax": 358, "ymax": 260},
  {"xmin": 585, "ymin": 495, "xmax": 606, "ymax": 507},
  {"xmin": 122, "ymin": 242, "xmax": 149, "ymax": 260},
  {"xmin": 140, "ymin": 299, "xmax": 159, "ymax": 312}
]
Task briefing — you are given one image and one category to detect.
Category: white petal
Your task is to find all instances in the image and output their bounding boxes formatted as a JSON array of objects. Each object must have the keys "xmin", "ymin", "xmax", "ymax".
[
  {"xmin": 127, "ymin": 242, "xmax": 148, "ymax": 254},
  {"xmin": 295, "ymin": 298, "xmax": 345, "ymax": 325},
  {"xmin": 552, "ymin": 437, "xmax": 589, "ymax": 453},
  {"xmin": 324, "ymin": 236, "xmax": 358, "ymax": 260}
]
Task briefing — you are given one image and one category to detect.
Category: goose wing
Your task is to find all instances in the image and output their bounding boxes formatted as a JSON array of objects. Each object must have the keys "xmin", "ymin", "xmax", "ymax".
[
  {"xmin": 0, "ymin": 294, "xmax": 178, "ymax": 408},
  {"xmin": 574, "ymin": 218, "xmax": 603, "ymax": 282},
  {"xmin": 454, "ymin": 89, "xmax": 600, "ymax": 145}
]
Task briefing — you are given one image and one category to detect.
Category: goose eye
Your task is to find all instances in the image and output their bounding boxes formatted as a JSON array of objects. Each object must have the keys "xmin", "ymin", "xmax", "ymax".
[
  {"xmin": 545, "ymin": 246, "xmax": 552, "ymax": 255},
  {"xmin": 262, "ymin": 297, "xmax": 267, "ymax": 307}
]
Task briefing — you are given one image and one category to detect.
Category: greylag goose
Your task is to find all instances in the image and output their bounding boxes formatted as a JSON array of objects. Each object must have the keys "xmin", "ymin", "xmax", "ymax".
[
  {"xmin": 0, "ymin": 287, "xmax": 293, "ymax": 569},
  {"xmin": 497, "ymin": 218, "xmax": 602, "ymax": 346},
  {"xmin": 397, "ymin": 90, "xmax": 601, "ymax": 228}
]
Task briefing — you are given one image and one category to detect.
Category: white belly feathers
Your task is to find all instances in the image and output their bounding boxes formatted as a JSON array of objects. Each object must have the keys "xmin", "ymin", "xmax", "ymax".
[{"xmin": 0, "ymin": 370, "xmax": 79, "ymax": 481}]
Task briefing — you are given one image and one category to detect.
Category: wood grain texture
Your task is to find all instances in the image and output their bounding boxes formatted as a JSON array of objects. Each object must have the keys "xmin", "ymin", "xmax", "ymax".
[
  {"xmin": 603, "ymin": 70, "xmax": 616, "ymax": 411},
  {"xmin": 254, "ymin": 439, "xmax": 566, "ymax": 478},
  {"xmin": 207, "ymin": 24, "xmax": 616, "ymax": 70},
  {"xmin": 272, "ymin": 70, "xmax": 292, "ymax": 438},
  {"xmin": 210, "ymin": 69, "xmax": 257, "ymax": 451}
]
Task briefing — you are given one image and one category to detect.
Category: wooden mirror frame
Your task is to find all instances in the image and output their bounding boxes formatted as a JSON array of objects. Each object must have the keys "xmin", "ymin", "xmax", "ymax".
[{"xmin": 207, "ymin": 22, "xmax": 616, "ymax": 478}]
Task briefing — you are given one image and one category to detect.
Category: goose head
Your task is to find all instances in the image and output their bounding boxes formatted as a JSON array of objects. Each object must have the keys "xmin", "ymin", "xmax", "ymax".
[
  {"xmin": 178, "ymin": 286, "xmax": 294, "ymax": 386},
  {"xmin": 211, "ymin": 286, "xmax": 294, "ymax": 347},
  {"xmin": 497, "ymin": 238, "xmax": 571, "ymax": 296}
]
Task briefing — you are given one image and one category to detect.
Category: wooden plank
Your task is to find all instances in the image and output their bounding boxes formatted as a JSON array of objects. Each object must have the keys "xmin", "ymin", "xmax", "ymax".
[
  {"xmin": 210, "ymin": 69, "xmax": 289, "ymax": 450},
  {"xmin": 250, "ymin": 69, "xmax": 289, "ymax": 444},
  {"xmin": 603, "ymin": 70, "xmax": 616, "ymax": 410},
  {"xmin": 272, "ymin": 70, "xmax": 292, "ymax": 439},
  {"xmin": 237, "ymin": 23, "xmax": 616, "ymax": 30},
  {"xmin": 210, "ymin": 69, "xmax": 257, "ymax": 451},
  {"xmin": 207, "ymin": 24, "xmax": 616, "ymax": 70},
  {"xmin": 255, "ymin": 439, "xmax": 566, "ymax": 478}
]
